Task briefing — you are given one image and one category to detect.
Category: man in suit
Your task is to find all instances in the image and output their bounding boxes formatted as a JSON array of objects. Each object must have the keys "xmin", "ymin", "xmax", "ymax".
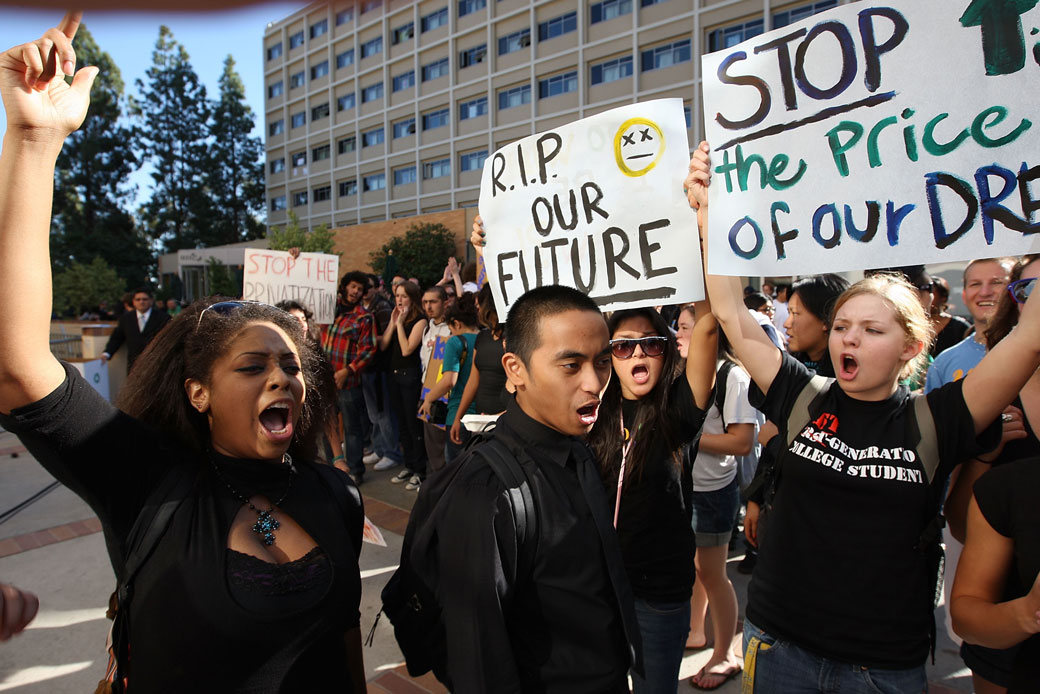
[{"xmin": 101, "ymin": 288, "xmax": 171, "ymax": 371}]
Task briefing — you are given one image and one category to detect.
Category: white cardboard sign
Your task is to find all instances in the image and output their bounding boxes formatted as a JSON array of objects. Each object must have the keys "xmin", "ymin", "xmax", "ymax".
[{"xmin": 242, "ymin": 249, "xmax": 340, "ymax": 324}]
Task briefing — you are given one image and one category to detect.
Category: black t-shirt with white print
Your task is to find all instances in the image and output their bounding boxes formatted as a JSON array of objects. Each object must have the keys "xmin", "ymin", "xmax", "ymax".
[{"xmin": 747, "ymin": 352, "xmax": 999, "ymax": 670}]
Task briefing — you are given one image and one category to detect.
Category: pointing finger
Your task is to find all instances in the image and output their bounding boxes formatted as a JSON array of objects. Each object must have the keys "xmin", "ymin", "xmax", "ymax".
[{"xmin": 59, "ymin": 11, "xmax": 83, "ymax": 41}]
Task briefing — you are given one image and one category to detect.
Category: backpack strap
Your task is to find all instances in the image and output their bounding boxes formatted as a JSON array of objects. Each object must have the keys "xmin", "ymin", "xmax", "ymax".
[
  {"xmin": 784, "ymin": 374, "xmax": 833, "ymax": 449},
  {"xmin": 714, "ymin": 361, "xmax": 735, "ymax": 430},
  {"xmin": 910, "ymin": 394, "xmax": 940, "ymax": 485},
  {"xmin": 472, "ymin": 437, "xmax": 538, "ymax": 579}
]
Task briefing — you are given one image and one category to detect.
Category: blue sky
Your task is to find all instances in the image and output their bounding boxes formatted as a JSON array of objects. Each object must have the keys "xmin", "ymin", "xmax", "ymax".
[{"xmin": 0, "ymin": 3, "xmax": 307, "ymax": 194}]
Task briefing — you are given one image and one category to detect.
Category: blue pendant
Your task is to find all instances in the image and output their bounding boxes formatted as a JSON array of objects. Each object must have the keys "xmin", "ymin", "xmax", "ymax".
[{"xmin": 252, "ymin": 510, "xmax": 281, "ymax": 546}]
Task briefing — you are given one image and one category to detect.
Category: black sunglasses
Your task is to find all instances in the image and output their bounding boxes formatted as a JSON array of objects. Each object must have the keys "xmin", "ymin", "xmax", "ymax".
[
  {"xmin": 609, "ymin": 336, "xmax": 669, "ymax": 359},
  {"xmin": 1008, "ymin": 277, "xmax": 1037, "ymax": 304}
]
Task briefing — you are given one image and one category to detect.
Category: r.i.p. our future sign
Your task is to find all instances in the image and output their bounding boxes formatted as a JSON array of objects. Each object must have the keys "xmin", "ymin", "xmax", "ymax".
[{"xmin": 702, "ymin": 0, "xmax": 1040, "ymax": 276}]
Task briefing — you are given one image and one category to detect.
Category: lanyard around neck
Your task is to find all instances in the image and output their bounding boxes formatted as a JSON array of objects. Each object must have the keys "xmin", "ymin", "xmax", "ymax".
[{"xmin": 613, "ymin": 410, "xmax": 636, "ymax": 529}]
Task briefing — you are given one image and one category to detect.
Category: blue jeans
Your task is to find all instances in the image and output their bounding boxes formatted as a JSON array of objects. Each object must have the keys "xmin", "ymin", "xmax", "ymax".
[
  {"xmin": 742, "ymin": 619, "xmax": 927, "ymax": 693},
  {"xmin": 630, "ymin": 597, "xmax": 690, "ymax": 694},
  {"xmin": 337, "ymin": 386, "xmax": 366, "ymax": 477},
  {"xmin": 362, "ymin": 370, "xmax": 401, "ymax": 463}
]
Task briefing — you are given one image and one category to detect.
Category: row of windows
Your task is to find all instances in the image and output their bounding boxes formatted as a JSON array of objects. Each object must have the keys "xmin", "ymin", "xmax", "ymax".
[{"xmin": 707, "ymin": 0, "xmax": 837, "ymax": 51}]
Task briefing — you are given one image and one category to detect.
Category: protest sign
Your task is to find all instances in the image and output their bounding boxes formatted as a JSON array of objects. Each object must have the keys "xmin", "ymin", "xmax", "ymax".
[
  {"xmin": 702, "ymin": 0, "xmax": 1040, "ymax": 276},
  {"xmin": 242, "ymin": 249, "xmax": 340, "ymax": 324},
  {"xmin": 418, "ymin": 334, "xmax": 450, "ymax": 430},
  {"xmin": 478, "ymin": 99, "xmax": 704, "ymax": 313}
]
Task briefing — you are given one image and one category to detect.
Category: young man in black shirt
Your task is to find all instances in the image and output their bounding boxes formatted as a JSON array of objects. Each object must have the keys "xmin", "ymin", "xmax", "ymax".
[{"xmin": 432, "ymin": 285, "xmax": 642, "ymax": 693}]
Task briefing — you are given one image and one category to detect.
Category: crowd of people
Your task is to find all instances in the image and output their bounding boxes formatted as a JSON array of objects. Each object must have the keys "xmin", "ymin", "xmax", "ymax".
[{"xmin": 2, "ymin": 14, "xmax": 1039, "ymax": 694}]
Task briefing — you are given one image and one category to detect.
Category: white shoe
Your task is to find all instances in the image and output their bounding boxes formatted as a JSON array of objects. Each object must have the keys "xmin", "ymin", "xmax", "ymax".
[
  {"xmin": 373, "ymin": 456, "xmax": 400, "ymax": 471},
  {"xmin": 405, "ymin": 475, "xmax": 421, "ymax": 491},
  {"xmin": 390, "ymin": 469, "xmax": 412, "ymax": 484},
  {"xmin": 363, "ymin": 451, "xmax": 380, "ymax": 465}
]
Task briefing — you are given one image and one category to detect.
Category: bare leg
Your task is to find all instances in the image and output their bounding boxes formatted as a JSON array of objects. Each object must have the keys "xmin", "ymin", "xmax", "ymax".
[
  {"xmin": 686, "ymin": 571, "xmax": 709, "ymax": 649},
  {"xmin": 690, "ymin": 544, "xmax": 743, "ymax": 688}
]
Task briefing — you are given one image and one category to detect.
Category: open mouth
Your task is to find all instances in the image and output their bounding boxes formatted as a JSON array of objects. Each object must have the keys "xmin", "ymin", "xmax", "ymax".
[
  {"xmin": 259, "ymin": 402, "xmax": 294, "ymax": 440},
  {"xmin": 839, "ymin": 353, "xmax": 859, "ymax": 380},
  {"xmin": 577, "ymin": 402, "xmax": 599, "ymax": 426},
  {"xmin": 631, "ymin": 363, "xmax": 650, "ymax": 385}
]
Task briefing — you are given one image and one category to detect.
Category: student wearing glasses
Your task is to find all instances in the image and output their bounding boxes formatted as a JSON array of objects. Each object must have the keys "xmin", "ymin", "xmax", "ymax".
[
  {"xmin": 586, "ymin": 303, "xmax": 718, "ymax": 694},
  {"xmin": 0, "ymin": 16, "xmax": 366, "ymax": 692}
]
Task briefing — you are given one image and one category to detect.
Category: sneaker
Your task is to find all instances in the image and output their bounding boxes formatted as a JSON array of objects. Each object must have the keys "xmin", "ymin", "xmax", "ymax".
[
  {"xmin": 405, "ymin": 475, "xmax": 421, "ymax": 491},
  {"xmin": 373, "ymin": 456, "xmax": 400, "ymax": 471},
  {"xmin": 390, "ymin": 469, "xmax": 412, "ymax": 484},
  {"xmin": 362, "ymin": 451, "xmax": 380, "ymax": 465}
]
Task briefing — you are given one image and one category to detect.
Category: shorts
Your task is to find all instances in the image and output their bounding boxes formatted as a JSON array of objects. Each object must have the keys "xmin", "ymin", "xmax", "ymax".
[
  {"xmin": 691, "ymin": 476, "xmax": 740, "ymax": 547},
  {"xmin": 961, "ymin": 640, "xmax": 1019, "ymax": 688}
]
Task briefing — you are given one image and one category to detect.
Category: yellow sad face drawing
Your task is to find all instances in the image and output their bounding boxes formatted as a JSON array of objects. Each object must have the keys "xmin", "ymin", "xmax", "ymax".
[{"xmin": 614, "ymin": 118, "xmax": 665, "ymax": 177}]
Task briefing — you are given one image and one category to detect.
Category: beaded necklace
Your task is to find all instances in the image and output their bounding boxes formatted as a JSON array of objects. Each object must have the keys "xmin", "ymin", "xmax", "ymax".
[{"xmin": 211, "ymin": 453, "xmax": 296, "ymax": 546}]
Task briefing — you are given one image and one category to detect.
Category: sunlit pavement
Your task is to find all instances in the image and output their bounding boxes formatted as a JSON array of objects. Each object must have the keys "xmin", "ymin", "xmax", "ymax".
[{"xmin": 0, "ymin": 431, "xmax": 972, "ymax": 692}]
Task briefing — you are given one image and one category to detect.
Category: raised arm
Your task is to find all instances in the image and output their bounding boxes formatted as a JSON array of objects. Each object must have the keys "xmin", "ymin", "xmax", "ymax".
[
  {"xmin": 0, "ymin": 13, "xmax": 97, "ymax": 412},
  {"xmin": 685, "ymin": 301, "xmax": 718, "ymax": 411},
  {"xmin": 686, "ymin": 141, "xmax": 782, "ymax": 395}
]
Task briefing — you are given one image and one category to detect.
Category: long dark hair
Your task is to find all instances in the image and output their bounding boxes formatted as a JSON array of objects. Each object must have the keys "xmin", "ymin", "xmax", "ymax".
[
  {"xmin": 986, "ymin": 254, "xmax": 1040, "ymax": 348},
  {"xmin": 476, "ymin": 283, "xmax": 504, "ymax": 340},
  {"xmin": 395, "ymin": 280, "xmax": 424, "ymax": 325},
  {"xmin": 118, "ymin": 298, "xmax": 332, "ymax": 461},
  {"xmin": 588, "ymin": 308, "xmax": 682, "ymax": 484}
]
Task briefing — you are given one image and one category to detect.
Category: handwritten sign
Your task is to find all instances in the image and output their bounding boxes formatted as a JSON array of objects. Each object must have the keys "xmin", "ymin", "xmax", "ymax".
[
  {"xmin": 478, "ymin": 99, "xmax": 704, "ymax": 313},
  {"xmin": 418, "ymin": 334, "xmax": 450, "ymax": 430},
  {"xmin": 702, "ymin": 0, "xmax": 1040, "ymax": 276},
  {"xmin": 243, "ymin": 249, "xmax": 340, "ymax": 324}
]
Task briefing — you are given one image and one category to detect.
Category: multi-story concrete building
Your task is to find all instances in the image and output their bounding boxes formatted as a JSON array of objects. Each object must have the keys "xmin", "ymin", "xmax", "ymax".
[{"xmin": 262, "ymin": 0, "xmax": 839, "ymax": 232}]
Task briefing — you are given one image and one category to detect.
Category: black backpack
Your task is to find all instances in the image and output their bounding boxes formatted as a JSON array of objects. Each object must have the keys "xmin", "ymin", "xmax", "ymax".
[{"xmin": 376, "ymin": 434, "xmax": 538, "ymax": 688}]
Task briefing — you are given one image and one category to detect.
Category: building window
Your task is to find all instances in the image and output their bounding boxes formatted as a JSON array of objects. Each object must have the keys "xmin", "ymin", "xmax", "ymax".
[
  {"xmin": 707, "ymin": 19, "xmax": 764, "ymax": 52},
  {"xmin": 269, "ymin": 119, "xmax": 284, "ymax": 136},
  {"xmin": 313, "ymin": 185, "xmax": 331, "ymax": 202},
  {"xmin": 421, "ymin": 7, "xmax": 449, "ymax": 32},
  {"xmin": 498, "ymin": 28, "xmax": 531, "ymax": 55},
  {"xmin": 310, "ymin": 60, "xmax": 329, "ymax": 80},
  {"xmin": 539, "ymin": 71, "xmax": 578, "ymax": 98},
  {"xmin": 393, "ymin": 118, "xmax": 416, "ymax": 138},
  {"xmin": 290, "ymin": 70, "xmax": 305, "ymax": 88},
  {"xmin": 422, "ymin": 108, "xmax": 450, "ymax": 130},
  {"xmin": 362, "ymin": 128, "xmax": 385, "ymax": 147},
  {"xmin": 393, "ymin": 70, "xmax": 415, "ymax": 91},
  {"xmin": 392, "ymin": 22, "xmax": 414, "ymax": 44},
  {"xmin": 337, "ymin": 93, "xmax": 356, "ymax": 111},
  {"xmin": 363, "ymin": 173, "xmax": 386, "ymax": 191},
  {"xmin": 271, "ymin": 195, "xmax": 287, "ymax": 211},
  {"xmin": 335, "ymin": 8, "xmax": 353, "ymax": 25},
  {"xmin": 292, "ymin": 190, "xmax": 308, "ymax": 206},
  {"xmin": 361, "ymin": 82, "xmax": 384, "ymax": 103},
  {"xmin": 458, "ymin": 0, "xmax": 486, "ymax": 17},
  {"xmin": 422, "ymin": 57, "xmax": 450, "ymax": 82},
  {"xmin": 267, "ymin": 80, "xmax": 283, "ymax": 98},
  {"xmin": 423, "ymin": 158, "xmax": 450, "ymax": 179},
  {"xmin": 361, "ymin": 36, "xmax": 383, "ymax": 58},
  {"xmin": 310, "ymin": 19, "xmax": 328, "ymax": 39},
  {"xmin": 641, "ymin": 0, "xmax": 668, "ymax": 5},
  {"xmin": 291, "ymin": 151, "xmax": 307, "ymax": 167},
  {"xmin": 641, "ymin": 39, "xmax": 691, "ymax": 71},
  {"xmin": 338, "ymin": 136, "xmax": 356, "ymax": 154},
  {"xmin": 538, "ymin": 12, "xmax": 577, "ymax": 41},
  {"xmin": 312, "ymin": 144, "xmax": 331, "ymax": 161},
  {"xmin": 267, "ymin": 42, "xmax": 282, "ymax": 61},
  {"xmin": 291, "ymin": 112, "xmax": 306, "ymax": 128},
  {"xmin": 460, "ymin": 150, "xmax": 488, "ymax": 171},
  {"xmin": 498, "ymin": 84, "xmax": 531, "ymax": 110},
  {"xmin": 339, "ymin": 180, "xmax": 357, "ymax": 196},
  {"xmin": 311, "ymin": 102, "xmax": 330, "ymax": 121},
  {"xmin": 458, "ymin": 96, "xmax": 488, "ymax": 120},
  {"xmin": 773, "ymin": 0, "xmax": 838, "ymax": 28},
  {"xmin": 362, "ymin": 0, "xmax": 381, "ymax": 11},
  {"xmin": 459, "ymin": 44, "xmax": 487, "ymax": 68},
  {"xmin": 289, "ymin": 31, "xmax": 304, "ymax": 49},
  {"xmin": 590, "ymin": 56, "xmax": 633, "ymax": 85},
  {"xmin": 270, "ymin": 158, "xmax": 285, "ymax": 174},
  {"xmin": 684, "ymin": 104, "xmax": 692, "ymax": 127},
  {"xmin": 590, "ymin": 0, "xmax": 631, "ymax": 23},
  {"xmin": 394, "ymin": 166, "xmax": 417, "ymax": 185},
  {"xmin": 336, "ymin": 49, "xmax": 354, "ymax": 68}
]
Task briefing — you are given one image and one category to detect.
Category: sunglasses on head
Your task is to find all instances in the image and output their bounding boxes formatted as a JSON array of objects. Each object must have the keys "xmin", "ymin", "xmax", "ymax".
[
  {"xmin": 196, "ymin": 300, "xmax": 284, "ymax": 332},
  {"xmin": 1008, "ymin": 277, "xmax": 1037, "ymax": 304},
  {"xmin": 609, "ymin": 336, "xmax": 669, "ymax": 359}
]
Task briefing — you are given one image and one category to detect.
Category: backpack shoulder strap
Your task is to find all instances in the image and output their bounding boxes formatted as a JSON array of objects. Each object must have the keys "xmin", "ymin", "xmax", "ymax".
[
  {"xmin": 715, "ymin": 361, "xmax": 735, "ymax": 430},
  {"xmin": 784, "ymin": 374, "xmax": 833, "ymax": 449},
  {"xmin": 472, "ymin": 437, "xmax": 538, "ymax": 578},
  {"xmin": 910, "ymin": 394, "xmax": 941, "ymax": 484}
]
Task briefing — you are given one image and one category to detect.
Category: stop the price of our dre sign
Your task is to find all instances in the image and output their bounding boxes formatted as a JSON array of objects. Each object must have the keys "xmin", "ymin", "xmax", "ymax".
[
  {"xmin": 702, "ymin": 0, "xmax": 1040, "ymax": 277},
  {"xmin": 478, "ymin": 99, "xmax": 704, "ymax": 314},
  {"xmin": 243, "ymin": 249, "xmax": 340, "ymax": 324}
]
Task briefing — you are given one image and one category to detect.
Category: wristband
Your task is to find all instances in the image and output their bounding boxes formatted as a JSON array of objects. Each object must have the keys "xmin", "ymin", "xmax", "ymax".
[{"xmin": 332, "ymin": 454, "xmax": 345, "ymax": 463}]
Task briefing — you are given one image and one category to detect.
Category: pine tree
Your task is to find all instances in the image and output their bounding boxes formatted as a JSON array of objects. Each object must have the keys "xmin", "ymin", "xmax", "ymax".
[
  {"xmin": 206, "ymin": 55, "xmax": 266, "ymax": 245},
  {"xmin": 51, "ymin": 24, "xmax": 153, "ymax": 287},
  {"xmin": 133, "ymin": 26, "xmax": 211, "ymax": 252}
]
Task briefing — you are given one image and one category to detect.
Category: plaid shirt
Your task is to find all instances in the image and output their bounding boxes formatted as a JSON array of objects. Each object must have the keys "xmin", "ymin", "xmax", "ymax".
[{"xmin": 321, "ymin": 302, "xmax": 375, "ymax": 390}]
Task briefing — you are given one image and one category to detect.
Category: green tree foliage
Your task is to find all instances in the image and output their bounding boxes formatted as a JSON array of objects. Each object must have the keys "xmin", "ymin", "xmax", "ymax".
[
  {"xmin": 206, "ymin": 56, "xmax": 265, "ymax": 244},
  {"xmin": 369, "ymin": 222, "xmax": 458, "ymax": 287},
  {"xmin": 207, "ymin": 257, "xmax": 242, "ymax": 298},
  {"xmin": 133, "ymin": 26, "xmax": 212, "ymax": 252},
  {"xmin": 52, "ymin": 257, "xmax": 126, "ymax": 317},
  {"xmin": 268, "ymin": 211, "xmax": 337, "ymax": 254},
  {"xmin": 51, "ymin": 24, "xmax": 153, "ymax": 287}
]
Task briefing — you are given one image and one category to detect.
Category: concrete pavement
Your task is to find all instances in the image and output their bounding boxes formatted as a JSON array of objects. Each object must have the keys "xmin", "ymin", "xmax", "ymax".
[{"xmin": 0, "ymin": 430, "xmax": 973, "ymax": 692}]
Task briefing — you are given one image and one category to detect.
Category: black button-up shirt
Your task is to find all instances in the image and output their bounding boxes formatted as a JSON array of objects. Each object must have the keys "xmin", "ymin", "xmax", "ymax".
[{"xmin": 435, "ymin": 398, "xmax": 633, "ymax": 693}]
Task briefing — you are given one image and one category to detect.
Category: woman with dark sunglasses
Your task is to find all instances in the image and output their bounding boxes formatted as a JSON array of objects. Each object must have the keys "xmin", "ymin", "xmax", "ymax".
[
  {"xmin": 586, "ymin": 304, "xmax": 718, "ymax": 693},
  {"xmin": 0, "ymin": 16, "xmax": 366, "ymax": 692}
]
